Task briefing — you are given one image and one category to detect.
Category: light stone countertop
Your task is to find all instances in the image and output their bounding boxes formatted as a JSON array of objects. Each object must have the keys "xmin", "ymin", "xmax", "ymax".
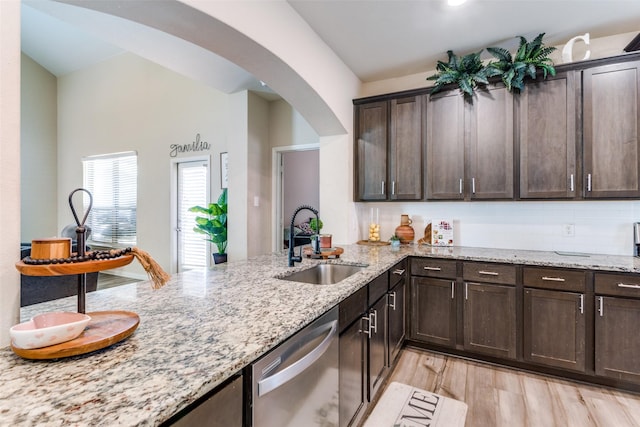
[{"xmin": 2, "ymin": 244, "xmax": 640, "ymax": 426}]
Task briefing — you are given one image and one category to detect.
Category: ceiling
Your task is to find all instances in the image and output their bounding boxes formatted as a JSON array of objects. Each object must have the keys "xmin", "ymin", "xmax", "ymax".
[{"xmin": 21, "ymin": 0, "xmax": 640, "ymax": 93}]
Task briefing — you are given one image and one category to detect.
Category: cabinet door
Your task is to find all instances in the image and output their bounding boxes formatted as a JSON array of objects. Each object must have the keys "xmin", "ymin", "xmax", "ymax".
[
  {"xmin": 389, "ymin": 96, "xmax": 423, "ymax": 200},
  {"xmin": 524, "ymin": 288, "xmax": 585, "ymax": 372},
  {"xmin": 426, "ymin": 90, "xmax": 465, "ymax": 200},
  {"xmin": 583, "ymin": 61, "xmax": 640, "ymax": 198},
  {"xmin": 463, "ymin": 282, "xmax": 516, "ymax": 359},
  {"xmin": 595, "ymin": 296, "xmax": 640, "ymax": 384},
  {"xmin": 388, "ymin": 279, "xmax": 406, "ymax": 364},
  {"xmin": 356, "ymin": 101, "xmax": 388, "ymax": 200},
  {"xmin": 339, "ymin": 318, "xmax": 366, "ymax": 427},
  {"xmin": 172, "ymin": 375, "xmax": 242, "ymax": 427},
  {"xmin": 411, "ymin": 276, "xmax": 456, "ymax": 347},
  {"xmin": 519, "ymin": 72, "xmax": 578, "ymax": 199},
  {"xmin": 468, "ymin": 84, "xmax": 514, "ymax": 199},
  {"xmin": 368, "ymin": 296, "xmax": 388, "ymax": 399}
]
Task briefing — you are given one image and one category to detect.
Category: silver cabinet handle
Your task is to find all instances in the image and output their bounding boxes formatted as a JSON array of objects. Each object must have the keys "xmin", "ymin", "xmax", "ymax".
[
  {"xmin": 598, "ymin": 296, "xmax": 604, "ymax": 317},
  {"xmin": 361, "ymin": 314, "xmax": 372, "ymax": 336},
  {"xmin": 472, "ymin": 178, "xmax": 476, "ymax": 194},
  {"xmin": 381, "ymin": 181, "xmax": 385, "ymax": 195},
  {"xmin": 424, "ymin": 266, "xmax": 441, "ymax": 271},
  {"xmin": 389, "ymin": 292, "xmax": 397, "ymax": 310},
  {"xmin": 465, "ymin": 282, "xmax": 469, "ymax": 300},
  {"xmin": 258, "ymin": 320, "xmax": 337, "ymax": 397},
  {"xmin": 587, "ymin": 173, "xmax": 592, "ymax": 192},
  {"xmin": 459, "ymin": 178, "xmax": 463, "ymax": 194},
  {"xmin": 451, "ymin": 281, "xmax": 455, "ymax": 299},
  {"xmin": 579, "ymin": 294, "xmax": 584, "ymax": 314},
  {"xmin": 617, "ymin": 283, "xmax": 640, "ymax": 289},
  {"xmin": 542, "ymin": 276, "xmax": 566, "ymax": 282},
  {"xmin": 392, "ymin": 269, "xmax": 406, "ymax": 275},
  {"xmin": 570, "ymin": 174, "xmax": 575, "ymax": 192},
  {"xmin": 479, "ymin": 270, "xmax": 499, "ymax": 276},
  {"xmin": 392, "ymin": 181, "xmax": 396, "ymax": 195},
  {"xmin": 370, "ymin": 309, "xmax": 378, "ymax": 334}
]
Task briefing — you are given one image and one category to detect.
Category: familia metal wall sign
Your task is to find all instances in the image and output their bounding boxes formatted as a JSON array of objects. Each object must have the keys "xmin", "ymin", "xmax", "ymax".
[{"xmin": 169, "ymin": 133, "xmax": 211, "ymax": 157}]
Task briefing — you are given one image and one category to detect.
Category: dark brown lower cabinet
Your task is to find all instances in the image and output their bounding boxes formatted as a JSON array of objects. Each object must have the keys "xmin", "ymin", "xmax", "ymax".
[
  {"xmin": 524, "ymin": 288, "xmax": 585, "ymax": 372},
  {"xmin": 411, "ymin": 276, "xmax": 456, "ymax": 347},
  {"xmin": 463, "ymin": 282, "xmax": 516, "ymax": 359},
  {"xmin": 388, "ymin": 279, "xmax": 406, "ymax": 364},
  {"xmin": 368, "ymin": 295, "xmax": 388, "ymax": 399},
  {"xmin": 595, "ymin": 296, "xmax": 640, "ymax": 384},
  {"xmin": 339, "ymin": 317, "xmax": 366, "ymax": 427}
]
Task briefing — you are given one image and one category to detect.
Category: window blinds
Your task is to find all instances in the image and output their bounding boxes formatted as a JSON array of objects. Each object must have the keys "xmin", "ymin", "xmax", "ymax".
[{"xmin": 82, "ymin": 151, "xmax": 137, "ymax": 247}]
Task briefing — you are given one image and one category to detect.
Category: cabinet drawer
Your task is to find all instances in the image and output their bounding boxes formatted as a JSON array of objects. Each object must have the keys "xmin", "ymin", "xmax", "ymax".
[
  {"xmin": 463, "ymin": 262, "xmax": 516, "ymax": 285},
  {"xmin": 389, "ymin": 259, "xmax": 407, "ymax": 288},
  {"xmin": 523, "ymin": 267, "xmax": 586, "ymax": 292},
  {"xmin": 595, "ymin": 272, "xmax": 640, "ymax": 298},
  {"xmin": 411, "ymin": 258, "xmax": 457, "ymax": 278},
  {"xmin": 339, "ymin": 285, "xmax": 367, "ymax": 332},
  {"xmin": 369, "ymin": 273, "xmax": 389, "ymax": 304}
]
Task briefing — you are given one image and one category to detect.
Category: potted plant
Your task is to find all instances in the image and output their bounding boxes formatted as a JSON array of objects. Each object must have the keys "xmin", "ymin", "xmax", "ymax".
[
  {"xmin": 189, "ymin": 188, "xmax": 228, "ymax": 264},
  {"xmin": 389, "ymin": 234, "xmax": 401, "ymax": 248}
]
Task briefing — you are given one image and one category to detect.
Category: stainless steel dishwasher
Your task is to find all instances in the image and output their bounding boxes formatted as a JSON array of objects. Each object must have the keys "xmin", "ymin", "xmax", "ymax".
[{"xmin": 252, "ymin": 306, "xmax": 339, "ymax": 427}]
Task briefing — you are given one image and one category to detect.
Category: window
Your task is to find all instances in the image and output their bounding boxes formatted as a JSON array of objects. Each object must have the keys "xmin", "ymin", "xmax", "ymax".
[{"xmin": 82, "ymin": 151, "xmax": 137, "ymax": 247}]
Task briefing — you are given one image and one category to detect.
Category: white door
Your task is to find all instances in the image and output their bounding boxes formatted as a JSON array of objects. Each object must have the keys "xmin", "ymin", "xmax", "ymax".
[{"xmin": 176, "ymin": 160, "xmax": 209, "ymax": 272}]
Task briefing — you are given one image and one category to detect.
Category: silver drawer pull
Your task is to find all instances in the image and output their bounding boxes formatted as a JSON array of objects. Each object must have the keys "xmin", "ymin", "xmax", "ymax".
[
  {"xmin": 424, "ymin": 266, "xmax": 441, "ymax": 271},
  {"xmin": 617, "ymin": 283, "xmax": 640, "ymax": 289},
  {"xmin": 478, "ymin": 270, "xmax": 499, "ymax": 276},
  {"xmin": 542, "ymin": 276, "xmax": 566, "ymax": 282},
  {"xmin": 392, "ymin": 269, "xmax": 406, "ymax": 275}
]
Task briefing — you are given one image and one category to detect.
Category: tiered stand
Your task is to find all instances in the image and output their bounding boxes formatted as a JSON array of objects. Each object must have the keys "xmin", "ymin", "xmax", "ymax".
[
  {"xmin": 12, "ymin": 189, "xmax": 140, "ymax": 360},
  {"xmin": 14, "ymin": 256, "xmax": 139, "ymax": 360}
]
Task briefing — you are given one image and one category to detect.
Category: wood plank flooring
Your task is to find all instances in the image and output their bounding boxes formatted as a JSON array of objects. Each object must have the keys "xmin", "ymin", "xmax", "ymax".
[
  {"xmin": 383, "ymin": 347, "xmax": 640, "ymax": 427},
  {"xmin": 97, "ymin": 272, "xmax": 141, "ymax": 290}
]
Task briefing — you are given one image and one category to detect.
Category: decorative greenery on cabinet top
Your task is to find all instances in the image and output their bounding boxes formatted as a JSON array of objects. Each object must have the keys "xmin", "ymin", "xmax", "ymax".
[{"xmin": 427, "ymin": 33, "xmax": 557, "ymax": 99}]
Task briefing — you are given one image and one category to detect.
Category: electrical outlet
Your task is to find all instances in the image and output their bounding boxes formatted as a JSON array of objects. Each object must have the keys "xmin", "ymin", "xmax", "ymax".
[{"xmin": 562, "ymin": 223, "xmax": 575, "ymax": 237}]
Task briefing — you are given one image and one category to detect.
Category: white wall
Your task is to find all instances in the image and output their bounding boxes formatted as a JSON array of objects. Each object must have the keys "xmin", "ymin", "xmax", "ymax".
[
  {"xmin": 57, "ymin": 53, "xmax": 229, "ymax": 276},
  {"xmin": 283, "ymin": 150, "xmax": 320, "ymax": 224},
  {"xmin": 21, "ymin": 53, "xmax": 58, "ymax": 242},
  {"xmin": 0, "ymin": 0, "xmax": 21, "ymax": 347}
]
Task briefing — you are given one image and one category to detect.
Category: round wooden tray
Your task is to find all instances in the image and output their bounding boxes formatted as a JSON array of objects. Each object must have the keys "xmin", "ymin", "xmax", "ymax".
[
  {"xmin": 11, "ymin": 310, "xmax": 139, "ymax": 360},
  {"xmin": 16, "ymin": 254, "xmax": 134, "ymax": 276},
  {"xmin": 303, "ymin": 246, "xmax": 344, "ymax": 259},
  {"xmin": 357, "ymin": 240, "xmax": 391, "ymax": 246}
]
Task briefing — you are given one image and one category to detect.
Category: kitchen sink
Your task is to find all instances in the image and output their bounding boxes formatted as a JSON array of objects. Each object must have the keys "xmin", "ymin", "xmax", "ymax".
[{"xmin": 280, "ymin": 263, "xmax": 367, "ymax": 285}]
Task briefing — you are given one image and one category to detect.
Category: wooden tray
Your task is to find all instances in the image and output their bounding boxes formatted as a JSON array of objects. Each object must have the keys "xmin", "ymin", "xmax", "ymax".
[
  {"xmin": 11, "ymin": 310, "xmax": 139, "ymax": 360},
  {"xmin": 303, "ymin": 246, "xmax": 344, "ymax": 259},
  {"xmin": 357, "ymin": 240, "xmax": 390, "ymax": 246},
  {"xmin": 16, "ymin": 254, "xmax": 134, "ymax": 276}
]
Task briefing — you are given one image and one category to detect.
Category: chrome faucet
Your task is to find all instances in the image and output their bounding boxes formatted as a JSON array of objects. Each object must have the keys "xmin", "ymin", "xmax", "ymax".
[{"xmin": 288, "ymin": 205, "xmax": 320, "ymax": 267}]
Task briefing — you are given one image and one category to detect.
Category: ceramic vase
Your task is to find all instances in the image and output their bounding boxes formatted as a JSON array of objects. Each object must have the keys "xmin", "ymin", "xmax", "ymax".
[{"xmin": 395, "ymin": 214, "xmax": 415, "ymax": 244}]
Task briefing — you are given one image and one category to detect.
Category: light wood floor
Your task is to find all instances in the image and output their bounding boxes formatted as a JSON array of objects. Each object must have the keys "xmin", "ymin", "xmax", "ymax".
[
  {"xmin": 97, "ymin": 272, "xmax": 141, "ymax": 290},
  {"xmin": 384, "ymin": 347, "xmax": 640, "ymax": 427}
]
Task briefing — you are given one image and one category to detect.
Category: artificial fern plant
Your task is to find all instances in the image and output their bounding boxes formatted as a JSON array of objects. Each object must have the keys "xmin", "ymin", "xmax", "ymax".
[
  {"xmin": 486, "ymin": 33, "xmax": 557, "ymax": 92},
  {"xmin": 427, "ymin": 50, "xmax": 501, "ymax": 99}
]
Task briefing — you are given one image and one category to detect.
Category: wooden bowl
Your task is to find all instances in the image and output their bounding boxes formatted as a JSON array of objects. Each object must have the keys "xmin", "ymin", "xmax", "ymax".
[{"xmin": 30, "ymin": 238, "xmax": 72, "ymax": 260}]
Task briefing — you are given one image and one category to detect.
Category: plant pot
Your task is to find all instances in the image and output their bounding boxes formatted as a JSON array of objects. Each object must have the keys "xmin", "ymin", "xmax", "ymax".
[{"xmin": 212, "ymin": 253, "xmax": 227, "ymax": 264}]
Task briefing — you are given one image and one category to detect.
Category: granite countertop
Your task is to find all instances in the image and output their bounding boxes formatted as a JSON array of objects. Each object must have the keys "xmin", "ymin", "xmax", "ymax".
[{"xmin": 2, "ymin": 244, "xmax": 640, "ymax": 426}]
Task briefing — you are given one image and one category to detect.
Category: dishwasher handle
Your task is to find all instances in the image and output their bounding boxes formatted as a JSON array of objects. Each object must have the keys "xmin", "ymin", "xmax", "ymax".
[{"xmin": 257, "ymin": 320, "xmax": 337, "ymax": 397}]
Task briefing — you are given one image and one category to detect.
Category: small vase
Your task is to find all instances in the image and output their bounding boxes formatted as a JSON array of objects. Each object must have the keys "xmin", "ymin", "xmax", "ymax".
[
  {"xmin": 213, "ymin": 253, "xmax": 227, "ymax": 264},
  {"xmin": 395, "ymin": 214, "xmax": 414, "ymax": 244}
]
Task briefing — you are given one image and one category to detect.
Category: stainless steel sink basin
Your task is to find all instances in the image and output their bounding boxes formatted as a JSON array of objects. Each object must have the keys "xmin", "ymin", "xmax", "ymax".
[{"xmin": 280, "ymin": 263, "xmax": 367, "ymax": 285}]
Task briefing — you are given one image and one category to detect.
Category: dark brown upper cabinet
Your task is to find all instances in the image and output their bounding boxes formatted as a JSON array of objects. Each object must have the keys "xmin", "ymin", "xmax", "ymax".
[
  {"xmin": 355, "ymin": 101, "xmax": 388, "ymax": 201},
  {"xmin": 426, "ymin": 84, "xmax": 514, "ymax": 200},
  {"xmin": 518, "ymin": 71, "xmax": 579, "ymax": 199},
  {"xmin": 583, "ymin": 60, "xmax": 640, "ymax": 198},
  {"xmin": 354, "ymin": 96, "xmax": 423, "ymax": 201}
]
